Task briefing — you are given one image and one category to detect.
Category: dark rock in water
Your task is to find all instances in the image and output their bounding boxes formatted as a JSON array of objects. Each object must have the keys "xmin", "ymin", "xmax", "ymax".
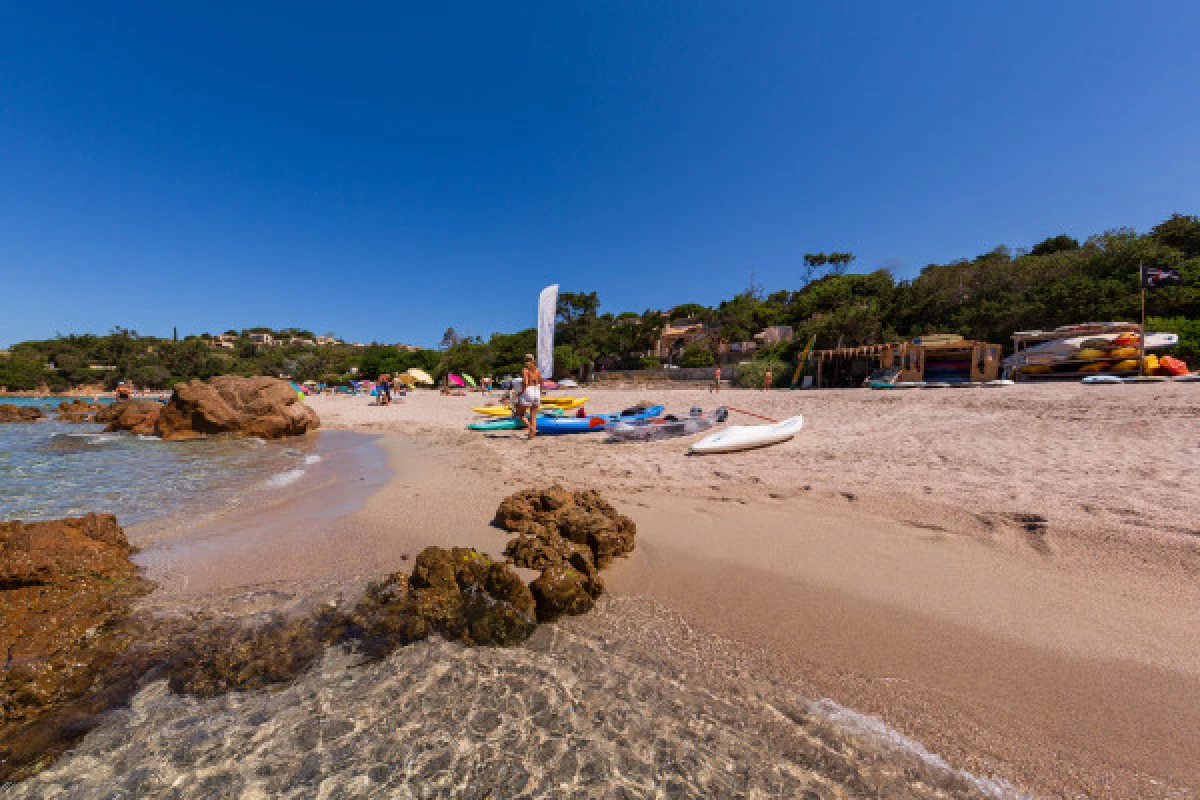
[
  {"xmin": 0, "ymin": 404, "xmax": 43, "ymax": 423},
  {"xmin": 164, "ymin": 613, "xmax": 333, "ymax": 698},
  {"xmin": 155, "ymin": 376, "xmax": 319, "ymax": 440},
  {"xmin": 530, "ymin": 565, "xmax": 596, "ymax": 621},
  {"xmin": 496, "ymin": 485, "xmax": 636, "ymax": 570},
  {"xmin": 98, "ymin": 399, "xmax": 163, "ymax": 435},
  {"xmin": 0, "ymin": 514, "xmax": 151, "ymax": 783}
]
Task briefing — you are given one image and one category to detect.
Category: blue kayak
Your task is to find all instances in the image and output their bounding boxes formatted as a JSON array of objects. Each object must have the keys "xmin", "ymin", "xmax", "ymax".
[{"xmin": 535, "ymin": 405, "xmax": 664, "ymax": 435}]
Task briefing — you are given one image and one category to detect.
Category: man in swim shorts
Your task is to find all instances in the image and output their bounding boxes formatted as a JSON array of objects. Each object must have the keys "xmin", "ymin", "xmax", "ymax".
[{"xmin": 520, "ymin": 354, "xmax": 543, "ymax": 440}]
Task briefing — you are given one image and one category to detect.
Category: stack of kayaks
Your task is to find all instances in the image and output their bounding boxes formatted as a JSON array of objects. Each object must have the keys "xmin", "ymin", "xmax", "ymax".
[
  {"xmin": 1006, "ymin": 327, "xmax": 1181, "ymax": 379},
  {"xmin": 607, "ymin": 407, "xmax": 728, "ymax": 441},
  {"xmin": 472, "ymin": 399, "xmax": 586, "ymax": 416},
  {"xmin": 536, "ymin": 405, "xmax": 665, "ymax": 435}
]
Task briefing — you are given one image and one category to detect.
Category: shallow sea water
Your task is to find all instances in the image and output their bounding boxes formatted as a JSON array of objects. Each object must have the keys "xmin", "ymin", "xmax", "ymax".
[
  {"xmin": 0, "ymin": 405, "xmax": 312, "ymax": 525},
  {"xmin": 6, "ymin": 597, "xmax": 1024, "ymax": 800}
]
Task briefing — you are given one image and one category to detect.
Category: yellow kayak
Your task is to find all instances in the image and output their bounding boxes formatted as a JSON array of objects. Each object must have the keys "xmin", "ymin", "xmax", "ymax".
[
  {"xmin": 472, "ymin": 397, "xmax": 588, "ymax": 416},
  {"xmin": 540, "ymin": 396, "xmax": 587, "ymax": 409}
]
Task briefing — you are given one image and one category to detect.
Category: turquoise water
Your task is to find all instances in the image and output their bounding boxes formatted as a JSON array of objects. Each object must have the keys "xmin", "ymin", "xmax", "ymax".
[{"xmin": 0, "ymin": 398, "xmax": 313, "ymax": 525}]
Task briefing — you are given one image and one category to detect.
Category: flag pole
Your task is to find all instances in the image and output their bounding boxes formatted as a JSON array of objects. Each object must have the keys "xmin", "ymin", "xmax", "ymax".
[{"xmin": 1139, "ymin": 262, "xmax": 1146, "ymax": 376}]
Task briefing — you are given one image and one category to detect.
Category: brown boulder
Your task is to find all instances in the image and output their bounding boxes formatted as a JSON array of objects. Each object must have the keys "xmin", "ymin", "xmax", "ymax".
[
  {"xmin": 54, "ymin": 399, "xmax": 105, "ymax": 423},
  {"xmin": 530, "ymin": 565, "xmax": 596, "ymax": 621},
  {"xmin": 494, "ymin": 485, "xmax": 636, "ymax": 570},
  {"xmin": 98, "ymin": 399, "xmax": 163, "ymax": 435},
  {"xmin": 154, "ymin": 376, "xmax": 319, "ymax": 440},
  {"xmin": 0, "ymin": 514, "xmax": 151, "ymax": 782},
  {"xmin": 0, "ymin": 404, "xmax": 43, "ymax": 423}
]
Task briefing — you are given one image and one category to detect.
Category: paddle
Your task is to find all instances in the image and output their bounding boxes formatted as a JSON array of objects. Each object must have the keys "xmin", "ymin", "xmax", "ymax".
[{"xmin": 726, "ymin": 406, "xmax": 779, "ymax": 423}]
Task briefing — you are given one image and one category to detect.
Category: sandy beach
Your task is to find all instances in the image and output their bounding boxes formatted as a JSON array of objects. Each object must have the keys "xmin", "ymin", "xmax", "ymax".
[
  {"xmin": 293, "ymin": 384, "xmax": 1200, "ymax": 799},
  {"xmin": 16, "ymin": 383, "xmax": 1197, "ymax": 798}
]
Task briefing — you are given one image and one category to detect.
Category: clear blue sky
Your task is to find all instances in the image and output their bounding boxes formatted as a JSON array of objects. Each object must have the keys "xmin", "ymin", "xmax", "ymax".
[{"xmin": 2, "ymin": 1, "xmax": 1197, "ymax": 348}]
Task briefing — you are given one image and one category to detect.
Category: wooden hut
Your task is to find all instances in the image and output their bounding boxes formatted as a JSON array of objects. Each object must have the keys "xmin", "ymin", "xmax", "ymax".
[{"xmin": 808, "ymin": 337, "xmax": 1002, "ymax": 387}]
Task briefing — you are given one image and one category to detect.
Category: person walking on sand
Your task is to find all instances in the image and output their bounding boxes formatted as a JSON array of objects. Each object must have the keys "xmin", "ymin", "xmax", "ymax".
[
  {"xmin": 520, "ymin": 354, "xmax": 543, "ymax": 439},
  {"xmin": 764, "ymin": 368, "xmax": 773, "ymax": 391},
  {"xmin": 710, "ymin": 366, "xmax": 721, "ymax": 393}
]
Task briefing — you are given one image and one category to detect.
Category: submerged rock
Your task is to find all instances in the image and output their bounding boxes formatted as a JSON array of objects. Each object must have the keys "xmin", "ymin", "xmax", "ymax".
[
  {"xmin": 0, "ymin": 514, "xmax": 151, "ymax": 782},
  {"xmin": 0, "ymin": 404, "xmax": 43, "ymax": 423},
  {"xmin": 496, "ymin": 485, "xmax": 636, "ymax": 570},
  {"xmin": 155, "ymin": 376, "xmax": 319, "ymax": 440}
]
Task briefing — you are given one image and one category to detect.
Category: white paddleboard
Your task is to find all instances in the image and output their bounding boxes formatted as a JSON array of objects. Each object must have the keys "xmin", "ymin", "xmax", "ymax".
[
  {"xmin": 983, "ymin": 379, "xmax": 1015, "ymax": 387},
  {"xmin": 689, "ymin": 415, "xmax": 804, "ymax": 455},
  {"xmin": 1081, "ymin": 375, "xmax": 1123, "ymax": 384}
]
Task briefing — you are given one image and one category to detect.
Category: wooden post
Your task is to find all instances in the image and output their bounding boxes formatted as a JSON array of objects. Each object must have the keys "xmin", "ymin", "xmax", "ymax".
[{"xmin": 1140, "ymin": 284, "xmax": 1147, "ymax": 376}]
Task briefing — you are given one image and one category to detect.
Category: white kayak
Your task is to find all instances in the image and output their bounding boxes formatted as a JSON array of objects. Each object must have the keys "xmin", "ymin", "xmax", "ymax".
[{"xmin": 689, "ymin": 415, "xmax": 804, "ymax": 455}]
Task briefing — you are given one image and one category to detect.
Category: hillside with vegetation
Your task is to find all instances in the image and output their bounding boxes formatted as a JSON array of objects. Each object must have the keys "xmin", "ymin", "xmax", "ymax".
[{"xmin": 3, "ymin": 214, "xmax": 1196, "ymax": 392}]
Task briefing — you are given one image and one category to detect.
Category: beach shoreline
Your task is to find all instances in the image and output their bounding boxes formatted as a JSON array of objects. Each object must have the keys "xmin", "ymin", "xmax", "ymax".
[{"xmin": 13, "ymin": 385, "xmax": 1197, "ymax": 797}]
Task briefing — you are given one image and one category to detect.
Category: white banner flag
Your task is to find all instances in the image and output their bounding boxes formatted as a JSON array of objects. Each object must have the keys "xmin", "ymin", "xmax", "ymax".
[{"xmin": 537, "ymin": 284, "xmax": 559, "ymax": 380}]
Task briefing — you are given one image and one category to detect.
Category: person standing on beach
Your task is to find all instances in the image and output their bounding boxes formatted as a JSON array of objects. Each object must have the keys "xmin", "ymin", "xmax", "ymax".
[
  {"xmin": 519, "ymin": 354, "xmax": 543, "ymax": 439},
  {"xmin": 710, "ymin": 366, "xmax": 721, "ymax": 393},
  {"xmin": 764, "ymin": 368, "xmax": 773, "ymax": 391}
]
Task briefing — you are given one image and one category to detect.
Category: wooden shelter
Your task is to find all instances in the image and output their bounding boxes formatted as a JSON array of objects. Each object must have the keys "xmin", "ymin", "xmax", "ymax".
[{"xmin": 807, "ymin": 337, "xmax": 1002, "ymax": 388}]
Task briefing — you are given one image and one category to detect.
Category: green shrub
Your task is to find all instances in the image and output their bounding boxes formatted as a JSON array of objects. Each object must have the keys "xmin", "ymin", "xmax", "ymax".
[
  {"xmin": 678, "ymin": 343, "xmax": 715, "ymax": 368},
  {"xmin": 735, "ymin": 359, "xmax": 787, "ymax": 388},
  {"xmin": 640, "ymin": 356, "xmax": 662, "ymax": 370}
]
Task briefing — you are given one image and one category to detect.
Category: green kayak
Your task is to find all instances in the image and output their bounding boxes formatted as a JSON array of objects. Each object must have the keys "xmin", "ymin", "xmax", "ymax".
[{"xmin": 467, "ymin": 408, "xmax": 563, "ymax": 431}]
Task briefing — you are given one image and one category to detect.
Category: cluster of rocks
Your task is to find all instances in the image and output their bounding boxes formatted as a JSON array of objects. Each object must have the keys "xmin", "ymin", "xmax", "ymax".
[
  {"xmin": 1, "ymin": 488, "xmax": 637, "ymax": 781},
  {"xmin": 100, "ymin": 376, "xmax": 320, "ymax": 440},
  {"xmin": 0, "ymin": 514, "xmax": 151, "ymax": 782},
  {"xmin": 494, "ymin": 486, "xmax": 637, "ymax": 618},
  {"xmin": 0, "ymin": 404, "xmax": 43, "ymax": 423}
]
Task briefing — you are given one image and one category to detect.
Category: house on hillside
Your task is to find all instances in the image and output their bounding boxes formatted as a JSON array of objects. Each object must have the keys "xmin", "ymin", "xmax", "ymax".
[
  {"xmin": 754, "ymin": 325, "xmax": 794, "ymax": 345},
  {"xmin": 315, "ymin": 335, "xmax": 341, "ymax": 346},
  {"xmin": 248, "ymin": 333, "xmax": 275, "ymax": 346},
  {"xmin": 651, "ymin": 320, "xmax": 709, "ymax": 363},
  {"xmin": 287, "ymin": 337, "xmax": 315, "ymax": 346}
]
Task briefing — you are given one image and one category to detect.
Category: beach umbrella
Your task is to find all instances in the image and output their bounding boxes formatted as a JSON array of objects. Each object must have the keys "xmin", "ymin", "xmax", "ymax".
[
  {"xmin": 406, "ymin": 368, "xmax": 434, "ymax": 385},
  {"xmin": 303, "ymin": 380, "xmax": 318, "ymax": 386},
  {"xmin": 462, "ymin": 374, "xmax": 477, "ymax": 387},
  {"xmin": 448, "ymin": 374, "xmax": 466, "ymax": 387},
  {"xmin": 394, "ymin": 373, "xmax": 417, "ymax": 386}
]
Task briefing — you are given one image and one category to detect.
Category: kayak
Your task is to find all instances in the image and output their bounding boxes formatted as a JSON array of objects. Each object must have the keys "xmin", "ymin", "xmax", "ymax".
[
  {"xmin": 689, "ymin": 415, "xmax": 804, "ymax": 455},
  {"xmin": 472, "ymin": 405, "xmax": 565, "ymax": 417},
  {"xmin": 468, "ymin": 417, "xmax": 526, "ymax": 431},
  {"xmin": 536, "ymin": 405, "xmax": 664, "ymax": 435},
  {"xmin": 607, "ymin": 407, "xmax": 728, "ymax": 442},
  {"xmin": 540, "ymin": 396, "xmax": 588, "ymax": 409}
]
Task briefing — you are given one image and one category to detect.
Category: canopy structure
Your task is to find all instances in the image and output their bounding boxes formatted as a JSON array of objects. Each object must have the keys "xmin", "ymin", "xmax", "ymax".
[
  {"xmin": 448, "ymin": 374, "xmax": 466, "ymax": 387},
  {"xmin": 405, "ymin": 368, "xmax": 434, "ymax": 385}
]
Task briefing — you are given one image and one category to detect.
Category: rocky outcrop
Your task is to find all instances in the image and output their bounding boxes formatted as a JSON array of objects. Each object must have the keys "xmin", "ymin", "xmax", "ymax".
[
  {"xmin": 154, "ymin": 376, "xmax": 319, "ymax": 440},
  {"xmin": 0, "ymin": 404, "xmax": 43, "ymax": 423},
  {"xmin": 55, "ymin": 399, "xmax": 106, "ymax": 423},
  {"xmin": 0, "ymin": 514, "xmax": 151, "ymax": 782},
  {"xmin": 98, "ymin": 399, "xmax": 162, "ymax": 436},
  {"xmin": 495, "ymin": 486, "xmax": 636, "ymax": 570},
  {"xmin": 97, "ymin": 377, "xmax": 319, "ymax": 440}
]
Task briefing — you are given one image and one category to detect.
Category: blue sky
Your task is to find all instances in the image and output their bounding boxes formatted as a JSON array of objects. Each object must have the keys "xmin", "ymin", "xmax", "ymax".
[{"xmin": 2, "ymin": 1, "xmax": 1197, "ymax": 348}]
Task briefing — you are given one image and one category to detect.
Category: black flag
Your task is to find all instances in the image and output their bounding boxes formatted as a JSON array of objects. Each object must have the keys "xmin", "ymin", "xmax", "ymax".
[{"xmin": 1141, "ymin": 264, "xmax": 1184, "ymax": 289}]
